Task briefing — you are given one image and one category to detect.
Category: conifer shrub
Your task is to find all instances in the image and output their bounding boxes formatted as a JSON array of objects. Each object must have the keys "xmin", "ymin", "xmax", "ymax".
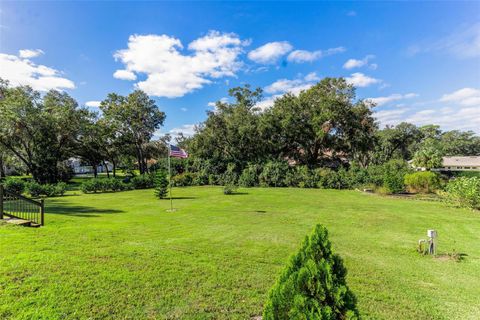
[
  {"xmin": 263, "ymin": 224, "xmax": 359, "ymax": 320},
  {"xmin": 154, "ymin": 171, "xmax": 169, "ymax": 199}
]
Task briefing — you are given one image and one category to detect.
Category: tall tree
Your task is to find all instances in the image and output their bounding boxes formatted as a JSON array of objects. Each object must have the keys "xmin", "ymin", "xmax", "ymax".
[
  {"xmin": 0, "ymin": 80, "xmax": 85, "ymax": 183},
  {"xmin": 264, "ymin": 78, "xmax": 377, "ymax": 167},
  {"xmin": 100, "ymin": 90, "xmax": 166, "ymax": 174}
]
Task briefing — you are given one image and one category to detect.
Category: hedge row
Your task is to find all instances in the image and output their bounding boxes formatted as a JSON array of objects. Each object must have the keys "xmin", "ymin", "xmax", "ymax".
[{"xmin": 1, "ymin": 177, "xmax": 67, "ymax": 197}]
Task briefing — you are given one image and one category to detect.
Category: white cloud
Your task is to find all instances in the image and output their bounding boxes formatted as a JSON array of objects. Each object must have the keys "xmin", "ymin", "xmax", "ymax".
[
  {"xmin": 180, "ymin": 107, "xmax": 187, "ymax": 112},
  {"xmin": 347, "ymin": 11, "xmax": 357, "ymax": 17},
  {"xmin": 265, "ymin": 72, "xmax": 319, "ymax": 95},
  {"xmin": 113, "ymin": 69, "xmax": 137, "ymax": 80},
  {"xmin": 247, "ymin": 41, "xmax": 292, "ymax": 64},
  {"xmin": 258, "ymin": 72, "xmax": 320, "ymax": 111},
  {"xmin": 374, "ymin": 91, "xmax": 480, "ymax": 133},
  {"xmin": 207, "ymin": 97, "xmax": 229, "ymax": 110},
  {"xmin": 0, "ymin": 52, "xmax": 75, "ymax": 91},
  {"xmin": 287, "ymin": 47, "xmax": 345, "ymax": 63},
  {"xmin": 368, "ymin": 93, "xmax": 418, "ymax": 106},
  {"xmin": 169, "ymin": 124, "xmax": 196, "ymax": 137},
  {"xmin": 345, "ymin": 72, "xmax": 380, "ymax": 87},
  {"xmin": 343, "ymin": 55, "xmax": 375, "ymax": 69},
  {"xmin": 85, "ymin": 101, "xmax": 101, "ymax": 107},
  {"xmin": 18, "ymin": 49, "xmax": 44, "ymax": 59},
  {"xmin": 114, "ymin": 31, "xmax": 247, "ymax": 98},
  {"xmin": 440, "ymin": 88, "xmax": 480, "ymax": 106}
]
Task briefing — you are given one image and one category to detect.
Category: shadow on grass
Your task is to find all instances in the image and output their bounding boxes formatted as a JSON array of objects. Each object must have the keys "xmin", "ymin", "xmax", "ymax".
[
  {"xmin": 166, "ymin": 197, "xmax": 197, "ymax": 200},
  {"xmin": 45, "ymin": 200, "xmax": 124, "ymax": 217},
  {"xmin": 228, "ymin": 192, "xmax": 249, "ymax": 195}
]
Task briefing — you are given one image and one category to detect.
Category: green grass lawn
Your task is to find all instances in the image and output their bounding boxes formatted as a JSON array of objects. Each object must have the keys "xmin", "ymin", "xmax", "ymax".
[{"xmin": 1, "ymin": 187, "xmax": 479, "ymax": 319}]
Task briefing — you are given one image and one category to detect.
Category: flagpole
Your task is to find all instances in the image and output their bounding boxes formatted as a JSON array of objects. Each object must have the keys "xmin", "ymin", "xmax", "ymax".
[{"xmin": 168, "ymin": 145, "xmax": 173, "ymax": 211}]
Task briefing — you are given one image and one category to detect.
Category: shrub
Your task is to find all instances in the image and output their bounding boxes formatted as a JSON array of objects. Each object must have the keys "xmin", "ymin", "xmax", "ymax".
[
  {"xmin": 154, "ymin": 171, "xmax": 169, "ymax": 199},
  {"xmin": 171, "ymin": 172, "xmax": 197, "ymax": 187},
  {"xmin": 295, "ymin": 166, "xmax": 318, "ymax": 188},
  {"xmin": 382, "ymin": 159, "xmax": 410, "ymax": 194},
  {"xmin": 80, "ymin": 179, "xmax": 103, "ymax": 193},
  {"xmin": 444, "ymin": 177, "xmax": 480, "ymax": 210},
  {"xmin": 316, "ymin": 168, "xmax": 342, "ymax": 189},
  {"xmin": 2, "ymin": 177, "xmax": 25, "ymax": 194},
  {"xmin": 26, "ymin": 181, "xmax": 44, "ymax": 197},
  {"xmin": 223, "ymin": 184, "xmax": 237, "ymax": 195},
  {"xmin": 131, "ymin": 174, "xmax": 155, "ymax": 189},
  {"xmin": 239, "ymin": 163, "xmax": 261, "ymax": 187},
  {"xmin": 26, "ymin": 182, "xmax": 67, "ymax": 197},
  {"xmin": 263, "ymin": 224, "xmax": 359, "ymax": 319},
  {"xmin": 404, "ymin": 171, "xmax": 441, "ymax": 193},
  {"xmin": 57, "ymin": 161, "xmax": 75, "ymax": 182},
  {"xmin": 259, "ymin": 161, "xmax": 289, "ymax": 187}
]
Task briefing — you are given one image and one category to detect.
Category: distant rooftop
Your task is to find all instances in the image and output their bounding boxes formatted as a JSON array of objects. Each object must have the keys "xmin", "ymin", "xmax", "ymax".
[{"xmin": 442, "ymin": 156, "xmax": 480, "ymax": 167}]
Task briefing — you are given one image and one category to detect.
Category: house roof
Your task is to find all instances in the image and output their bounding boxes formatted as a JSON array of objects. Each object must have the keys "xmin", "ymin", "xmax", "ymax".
[{"xmin": 442, "ymin": 156, "xmax": 480, "ymax": 167}]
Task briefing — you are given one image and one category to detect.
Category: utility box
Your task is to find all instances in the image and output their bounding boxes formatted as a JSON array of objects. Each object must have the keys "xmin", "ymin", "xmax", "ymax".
[{"xmin": 427, "ymin": 230, "xmax": 437, "ymax": 238}]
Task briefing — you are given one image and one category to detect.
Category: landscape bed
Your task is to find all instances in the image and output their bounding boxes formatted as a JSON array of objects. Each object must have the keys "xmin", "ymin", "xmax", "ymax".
[{"xmin": 1, "ymin": 187, "xmax": 479, "ymax": 319}]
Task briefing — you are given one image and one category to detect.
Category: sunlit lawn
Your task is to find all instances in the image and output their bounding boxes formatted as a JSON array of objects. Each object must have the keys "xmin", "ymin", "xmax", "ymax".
[{"xmin": 1, "ymin": 187, "xmax": 479, "ymax": 319}]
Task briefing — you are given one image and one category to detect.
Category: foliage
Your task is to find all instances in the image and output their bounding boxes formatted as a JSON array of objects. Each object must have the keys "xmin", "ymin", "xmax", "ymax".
[
  {"xmin": 444, "ymin": 177, "xmax": 480, "ymax": 210},
  {"xmin": 382, "ymin": 159, "xmax": 410, "ymax": 194},
  {"xmin": 131, "ymin": 174, "xmax": 155, "ymax": 189},
  {"xmin": 259, "ymin": 161, "xmax": 289, "ymax": 187},
  {"xmin": 171, "ymin": 172, "xmax": 197, "ymax": 187},
  {"xmin": 154, "ymin": 171, "xmax": 169, "ymax": 199},
  {"xmin": 223, "ymin": 184, "xmax": 237, "ymax": 195},
  {"xmin": 404, "ymin": 171, "xmax": 441, "ymax": 193},
  {"xmin": 263, "ymin": 224, "xmax": 359, "ymax": 320},
  {"xmin": 2, "ymin": 177, "xmax": 25, "ymax": 194},
  {"xmin": 100, "ymin": 90, "xmax": 166, "ymax": 175},
  {"xmin": 0, "ymin": 81, "xmax": 88, "ymax": 183},
  {"xmin": 412, "ymin": 139, "xmax": 443, "ymax": 170},
  {"xmin": 238, "ymin": 163, "xmax": 262, "ymax": 187},
  {"xmin": 80, "ymin": 178, "xmax": 129, "ymax": 193},
  {"xmin": 26, "ymin": 181, "xmax": 67, "ymax": 197}
]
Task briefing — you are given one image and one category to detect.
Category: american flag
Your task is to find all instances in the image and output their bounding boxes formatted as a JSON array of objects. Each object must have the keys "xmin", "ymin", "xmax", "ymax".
[{"xmin": 169, "ymin": 145, "xmax": 188, "ymax": 158}]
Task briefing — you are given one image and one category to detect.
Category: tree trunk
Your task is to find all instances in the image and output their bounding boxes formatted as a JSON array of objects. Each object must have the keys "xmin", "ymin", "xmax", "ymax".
[
  {"xmin": 112, "ymin": 160, "xmax": 117, "ymax": 178},
  {"xmin": 103, "ymin": 161, "xmax": 110, "ymax": 178},
  {"xmin": 93, "ymin": 164, "xmax": 98, "ymax": 178},
  {"xmin": 0, "ymin": 158, "xmax": 5, "ymax": 179}
]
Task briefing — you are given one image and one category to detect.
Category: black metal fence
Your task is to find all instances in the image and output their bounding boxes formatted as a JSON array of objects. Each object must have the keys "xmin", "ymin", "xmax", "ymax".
[{"xmin": 0, "ymin": 185, "xmax": 44, "ymax": 226}]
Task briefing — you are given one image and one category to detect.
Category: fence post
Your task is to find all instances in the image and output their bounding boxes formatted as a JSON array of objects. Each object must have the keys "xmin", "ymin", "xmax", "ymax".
[
  {"xmin": 0, "ymin": 185, "xmax": 3, "ymax": 220},
  {"xmin": 40, "ymin": 199, "xmax": 45, "ymax": 226}
]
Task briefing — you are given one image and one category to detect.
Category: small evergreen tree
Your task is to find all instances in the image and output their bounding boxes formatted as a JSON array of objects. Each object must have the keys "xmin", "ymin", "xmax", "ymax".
[
  {"xmin": 263, "ymin": 224, "xmax": 359, "ymax": 320},
  {"xmin": 154, "ymin": 170, "xmax": 169, "ymax": 199}
]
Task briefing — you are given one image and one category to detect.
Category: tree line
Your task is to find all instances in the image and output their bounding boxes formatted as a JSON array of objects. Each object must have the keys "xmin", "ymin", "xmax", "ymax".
[{"xmin": 1, "ymin": 77, "xmax": 479, "ymax": 185}]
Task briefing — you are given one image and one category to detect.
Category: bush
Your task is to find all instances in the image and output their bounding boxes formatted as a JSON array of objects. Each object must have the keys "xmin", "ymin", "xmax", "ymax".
[
  {"xmin": 316, "ymin": 168, "xmax": 343, "ymax": 189},
  {"xmin": 171, "ymin": 172, "xmax": 197, "ymax": 187},
  {"xmin": 223, "ymin": 184, "xmax": 237, "ymax": 195},
  {"xmin": 404, "ymin": 171, "xmax": 441, "ymax": 193},
  {"xmin": 239, "ymin": 163, "xmax": 261, "ymax": 187},
  {"xmin": 26, "ymin": 182, "xmax": 67, "ymax": 197},
  {"xmin": 263, "ymin": 224, "xmax": 359, "ymax": 319},
  {"xmin": 2, "ymin": 177, "xmax": 25, "ymax": 194},
  {"xmin": 154, "ymin": 171, "xmax": 169, "ymax": 199},
  {"xmin": 131, "ymin": 174, "xmax": 155, "ymax": 189},
  {"xmin": 259, "ymin": 161, "xmax": 289, "ymax": 187},
  {"xmin": 444, "ymin": 177, "xmax": 480, "ymax": 210},
  {"xmin": 57, "ymin": 161, "xmax": 75, "ymax": 182},
  {"xmin": 80, "ymin": 178, "xmax": 128, "ymax": 193},
  {"xmin": 382, "ymin": 159, "xmax": 410, "ymax": 194}
]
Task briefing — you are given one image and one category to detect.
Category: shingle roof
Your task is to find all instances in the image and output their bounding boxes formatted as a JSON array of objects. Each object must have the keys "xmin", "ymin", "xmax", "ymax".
[{"xmin": 442, "ymin": 156, "xmax": 480, "ymax": 167}]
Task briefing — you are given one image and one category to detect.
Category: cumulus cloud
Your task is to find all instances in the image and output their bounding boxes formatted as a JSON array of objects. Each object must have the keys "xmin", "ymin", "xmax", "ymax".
[
  {"xmin": 114, "ymin": 31, "xmax": 248, "ymax": 98},
  {"xmin": 169, "ymin": 124, "xmax": 197, "ymax": 137},
  {"xmin": 287, "ymin": 47, "xmax": 345, "ymax": 63},
  {"xmin": 368, "ymin": 93, "xmax": 418, "ymax": 106},
  {"xmin": 258, "ymin": 72, "xmax": 320, "ymax": 110},
  {"xmin": 113, "ymin": 69, "xmax": 137, "ymax": 80},
  {"xmin": 0, "ymin": 52, "xmax": 75, "ymax": 91},
  {"xmin": 85, "ymin": 101, "xmax": 101, "ymax": 108},
  {"xmin": 439, "ymin": 88, "xmax": 480, "ymax": 106},
  {"xmin": 343, "ymin": 55, "xmax": 375, "ymax": 69},
  {"xmin": 345, "ymin": 72, "xmax": 380, "ymax": 87},
  {"xmin": 18, "ymin": 49, "xmax": 44, "ymax": 59},
  {"xmin": 247, "ymin": 41, "xmax": 292, "ymax": 64}
]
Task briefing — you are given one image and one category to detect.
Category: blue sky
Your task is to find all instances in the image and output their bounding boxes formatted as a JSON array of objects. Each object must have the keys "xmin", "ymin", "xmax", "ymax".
[{"xmin": 1, "ymin": 1, "xmax": 479, "ymax": 136}]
